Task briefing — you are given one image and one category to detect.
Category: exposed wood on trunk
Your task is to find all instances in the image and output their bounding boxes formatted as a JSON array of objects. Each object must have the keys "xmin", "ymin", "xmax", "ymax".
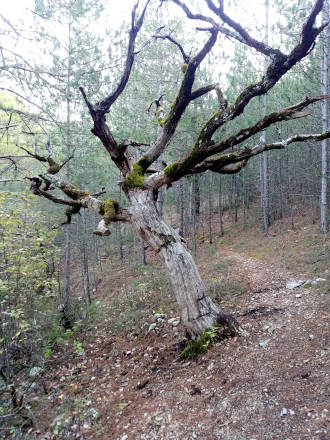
[{"xmin": 127, "ymin": 190, "xmax": 237, "ymax": 338}]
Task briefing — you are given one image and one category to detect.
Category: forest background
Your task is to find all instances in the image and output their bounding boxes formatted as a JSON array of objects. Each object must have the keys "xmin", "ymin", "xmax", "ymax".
[{"xmin": 0, "ymin": 0, "xmax": 329, "ymax": 437}]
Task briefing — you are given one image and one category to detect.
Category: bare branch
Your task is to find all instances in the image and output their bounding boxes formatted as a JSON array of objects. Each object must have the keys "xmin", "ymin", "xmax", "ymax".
[
  {"xmin": 19, "ymin": 146, "xmax": 74, "ymax": 174},
  {"xmin": 154, "ymin": 95, "xmax": 329, "ymax": 183},
  {"xmin": 171, "ymin": 0, "xmax": 218, "ymax": 27},
  {"xmin": 79, "ymin": 87, "xmax": 95, "ymax": 118},
  {"xmin": 192, "ymin": 131, "xmax": 330, "ymax": 174},
  {"xmin": 37, "ymin": 189, "xmax": 79, "ymax": 207},
  {"xmin": 145, "ymin": 95, "xmax": 330, "ymax": 189},
  {"xmin": 206, "ymin": 95, "xmax": 329, "ymax": 156},
  {"xmin": 118, "ymin": 139, "xmax": 150, "ymax": 155},
  {"xmin": 214, "ymin": 84, "xmax": 228, "ymax": 110},
  {"xmin": 197, "ymin": 0, "xmax": 327, "ymax": 147},
  {"xmin": 98, "ymin": 0, "xmax": 151, "ymax": 114},
  {"xmin": 0, "ymin": 124, "xmax": 19, "ymax": 130},
  {"xmin": 0, "ymin": 155, "xmax": 31, "ymax": 160},
  {"xmin": 19, "ymin": 146, "xmax": 47, "ymax": 163},
  {"xmin": 171, "ymin": 0, "xmax": 248, "ymax": 45},
  {"xmin": 190, "ymin": 83, "xmax": 218, "ymax": 101},
  {"xmin": 142, "ymin": 27, "xmax": 219, "ymax": 167},
  {"xmin": 0, "ymin": 13, "xmax": 20, "ymax": 37},
  {"xmin": 152, "ymin": 34, "xmax": 190, "ymax": 63},
  {"xmin": 91, "ymin": 187, "xmax": 106, "ymax": 197},
  {"xmin": 204, "ymin": 0, "xmax": 284, "ymax": 58},
  {"xmin": 0, "ymin": 105, "xmax": 48, "ymax": 122},
  {"xmin": 147, "ymin": 95, "xmax": 165, "ymax": 114},
  {"xmin": 0, "ymin": 88, "xmax": 59, "ymax": 125},
  {"xmin": 80, "ymin": 1, "xmax": 151, "ymax": 173}
]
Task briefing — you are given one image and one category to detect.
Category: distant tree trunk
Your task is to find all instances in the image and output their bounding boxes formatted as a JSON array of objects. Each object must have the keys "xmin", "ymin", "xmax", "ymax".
[
  {"xmin": 192, "ymin": 198, "xmax": 198, "ymax": 256},
  {"xmin": 218, "ymin": 175, "xmax": 224, "ymax": 236},
  {"xmin": 128, "ymin": 189, "xmax": 238, "ymax": 339},
  {"xmin": 82, "ymin": 212, "xmax": 91, "ymax": 305},
  {"xmin": 179, "ymin": 178, "xmax": 185, "ymax": 236},
  {"xmin": 141, "ymin": 238, "xmax": 147, "ymax": 265},
  {"xmin": 321, "ymin": 2, "xmax": 329, "ymax": 233},
  {"xmin": 63, "ymin": 9, "xmax": 72, "ymax": 327},
  {"xmin": 242, "ymin": 171, "xmax": 247, "ymax": 227},
  {"xmin": 117, "ymin": 181, "xmax": 124, "ymax": 262},
  {"xmin": 156, "ymin": 137, "xmax": 165, "ymax": 217},
  {"xmin": 194, "ymin": 174, "xmax": 200, "ymax": 216},
  {"xmin": 189, "ymin": 174, "xmax": 200, "ymax": 245},
  {"xmin": 190, "ymin": 176, "xmax": 198, "ymax": 255},
  {"xmin": 208, "ymin": 171, "xmax": 213, "ymax": 243},
  {"xmin": 229, "ymin": 175, "xmax": 234, "ymax": 211},
  {"xmin": 234, "ymin": 175, "xmax": 239, "ymax": 223},
  {"xmin": 279, "ymin": 150, "xmax": 284, "ymax": 219},
  {"xmin": 117, "ymin": 223, "xmax": 124, "ymax": 262},
  {"xmin": 260, "ymin": 0, "xmax": 270, "ymax": 233}
]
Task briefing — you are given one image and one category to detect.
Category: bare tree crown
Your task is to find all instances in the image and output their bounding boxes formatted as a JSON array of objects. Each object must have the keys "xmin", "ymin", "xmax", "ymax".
[{"xmin": 25, "ymin": 0, "xmax": 329, "ymax": 233}]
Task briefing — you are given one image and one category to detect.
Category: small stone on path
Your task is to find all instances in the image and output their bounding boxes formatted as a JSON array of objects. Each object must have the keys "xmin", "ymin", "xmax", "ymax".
[{"xmin": 286, "ymin": 280, "xmax": 305, "ymax": 290}]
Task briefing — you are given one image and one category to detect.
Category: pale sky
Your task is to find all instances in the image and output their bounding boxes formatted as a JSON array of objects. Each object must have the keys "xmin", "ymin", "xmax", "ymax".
[
  {"xmin": 0, "ymin": 0, "xmax": 301, "ymax": 109},
  {"xmin": 1, "ymin": 0, "xmax": 271, "ymax": 32},
  {"xmin": 0, "ymin": 0, "xmax": 276, "ymax": 69}
]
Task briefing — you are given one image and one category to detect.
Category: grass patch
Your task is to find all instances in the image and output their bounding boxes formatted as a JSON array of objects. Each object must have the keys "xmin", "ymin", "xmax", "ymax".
[
  {"xmin": 208, "ymin": 278, "xmax": 245, "ymax": 302},
  {"xmin": 211, "ymin": 257, "xmax": 233, "ymax": 274}
]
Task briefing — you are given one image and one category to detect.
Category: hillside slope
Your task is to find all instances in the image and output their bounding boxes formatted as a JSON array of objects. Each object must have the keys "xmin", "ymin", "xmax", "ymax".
[{"xmin": 15, "ymin": 219, "xmax": 329, "ymax": 440}]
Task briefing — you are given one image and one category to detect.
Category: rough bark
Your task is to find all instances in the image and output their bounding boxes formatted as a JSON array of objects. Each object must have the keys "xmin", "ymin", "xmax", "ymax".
[{"xmin": 127, "ymin": 189, "xmax": 237, "ymax": 339}]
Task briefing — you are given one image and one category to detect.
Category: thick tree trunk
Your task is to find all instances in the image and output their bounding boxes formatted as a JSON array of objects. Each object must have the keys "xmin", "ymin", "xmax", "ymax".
[{"xmin": 127, "ymin": 189, "xmax": 237, "ymax": 339}]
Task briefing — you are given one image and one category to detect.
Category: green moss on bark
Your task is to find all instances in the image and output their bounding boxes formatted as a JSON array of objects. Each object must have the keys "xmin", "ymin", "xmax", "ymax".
[
  {"xmin": 65, "ymin": 205, "xmax": 80, "ymax": 224},
  {"xmin": 181, "ymin": 63, "xmax": 188, "ymax": 73},
  {"xmin": 164, "ymin": 162, "xmax": 179, "ymax": 177},
  {"xmin": 60, "ymin": 182, "xmax": 89, "ymax": 200},
  {"xmin": 124, "ymin": 156, "xmax": 149, "ymax": 188},
  {"xmin": 99, "ymin": 198, "xmax": 119, "ymax": 225},
  {"xmin": 156, "ymin": 107, "xmax": 166, "ymax": 127},
  {"xmin": 205, "ymin": 152, "xmax": 238, "ymax": 163},
  {"xmin": 164, "ymin": 148, "xmax": 201, "ymax": 179},
  {"xmin": 47, "ymin": 158, "xmax": 61, "ymax": 174}
]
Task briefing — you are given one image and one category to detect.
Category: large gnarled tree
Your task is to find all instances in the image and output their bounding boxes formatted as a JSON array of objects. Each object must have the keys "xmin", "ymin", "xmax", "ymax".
[{"xmin": 28, "ymin": 0, "xmax": 330, "ymax": 339}]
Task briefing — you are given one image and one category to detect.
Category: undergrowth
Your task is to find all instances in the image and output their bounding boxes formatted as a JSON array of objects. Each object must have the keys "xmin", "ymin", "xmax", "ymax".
[{"xmin": 180, "ymin": 325, "xmax": 221, "ymax": 359}]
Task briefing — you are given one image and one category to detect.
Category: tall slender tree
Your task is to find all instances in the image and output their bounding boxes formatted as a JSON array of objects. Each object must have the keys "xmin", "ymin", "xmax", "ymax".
[
  {"xmin": 260, "ymin": 0, "xmax": 270, "ymax": 233},
  {"xmin": 321, "ymin": 0, "xmax": 329, "ymax": 233}
]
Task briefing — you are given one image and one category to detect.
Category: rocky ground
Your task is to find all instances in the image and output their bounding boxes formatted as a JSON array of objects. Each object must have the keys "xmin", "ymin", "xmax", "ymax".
[{"xmin": 27, "ymin": 241, "xmax": 329, "ymax": 440}]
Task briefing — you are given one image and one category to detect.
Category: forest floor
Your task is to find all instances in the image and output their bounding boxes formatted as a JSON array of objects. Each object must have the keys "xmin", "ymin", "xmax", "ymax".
[{"xmin": 22, "ymin": 216, "xmax": 329, "ymax": 440}]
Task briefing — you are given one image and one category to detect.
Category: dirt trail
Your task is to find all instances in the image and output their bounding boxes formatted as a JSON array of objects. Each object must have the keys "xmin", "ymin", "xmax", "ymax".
[{"xmin": 40, "ymin": 249, "xmax": 329, "ymax": 440}]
